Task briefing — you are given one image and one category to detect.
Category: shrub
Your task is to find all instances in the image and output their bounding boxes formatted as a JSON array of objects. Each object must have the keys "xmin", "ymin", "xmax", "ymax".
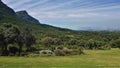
[
  {"xmin": 111, "ymin": 39, "xmax": 120, "ymax": 48},
  {"xmin": 56, "ymin": 46, "xmax": 64, "ymax": 50},
  {"xmin": 54, "ymin": 49, "xmax": 65, "ymax": 56},
  {"xmin": 28, "ymin": 47, "xmax": 38, "ymax": 52},
  {"xmin": 77, "ymin": 47, "xmax": 84, "ymax": 54},
  {"xmin": 21, "ymin": 52, "xmax": 29, "ymax": 56},
  {"xmin": 66, "ymin": 46, "xmax": 84, "ymax": 55},
  {"xmin": 55, "ymin": 46, "xmax": 84, "ymax": 56},
  {"xmin": 69, "ymin": 49, "xmax": 78, "ymax": 55},
  {"xmin": 9, "ymin": 46, "xmax": 18, "ymax": 56},
  {"xmin": 63, "ymin": 49, "xmax": 71, "ymax": 56},
  {"xmin": 98, "ymin": 44, "xmax": 111, "ymax": 50}
]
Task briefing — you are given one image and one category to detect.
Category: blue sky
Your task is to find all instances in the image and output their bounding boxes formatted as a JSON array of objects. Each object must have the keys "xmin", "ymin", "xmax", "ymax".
[{"xmin": 2, "ymin": 0, "xmax": 120, "ymax": 30}]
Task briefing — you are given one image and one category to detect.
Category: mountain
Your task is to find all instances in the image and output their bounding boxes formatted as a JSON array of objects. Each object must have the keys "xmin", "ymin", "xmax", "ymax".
[
  {"xmin": 0, "ymin": 0, "xmax": 76, "ymax": 38},
  {"xmin": 16, "ymin": 11, "xmax": 40, "ymax": 23},
  {"xmin": 0, "ymin": 0, "xmax": 16, "ymax": 16}
]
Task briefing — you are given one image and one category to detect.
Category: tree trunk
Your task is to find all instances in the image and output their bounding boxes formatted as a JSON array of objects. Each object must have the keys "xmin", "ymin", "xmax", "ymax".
[
  {"xmin": 1, "ymin": 43, "xmax": 8, "ymax": 56},
  {"xmin": 0, "ymin": 45, "xmax": 4, "ymax": 56},
  {"xmin": 18, "ymin": 45, "xmax": 22, "ymax": 56},
  {"xmin": 4, "ymin": 43, "xmax": 8, "ymax": 56}
]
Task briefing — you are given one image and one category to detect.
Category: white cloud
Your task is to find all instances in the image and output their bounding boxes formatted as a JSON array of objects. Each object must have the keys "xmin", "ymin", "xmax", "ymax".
[
  {"xmin": 27, "ymin": 0, "xmax": 49, "ymax": 9},
  {"xmin": 2, "ymin": 0, "xmax": 13, "ymax": 4},
  {"xmin": 18, "ymin": 0, "xmax": 49, "ymax": 10},
  {"xmin": 32, "ymin": 0, "xmax": 80, "ymax": 11},
  {"xmin": 11, "ymin": 0, "xmax": 31, "ymax": 8}
]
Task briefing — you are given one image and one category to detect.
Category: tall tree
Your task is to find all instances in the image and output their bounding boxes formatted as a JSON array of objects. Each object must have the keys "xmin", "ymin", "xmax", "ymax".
[
  {"xmin": 0, "ymin": 23, "xmax": 20, "ymax": 56},
  {"xmin": 16, "ymin": 34, "xmax": 24, "ymax": 56},
  {"xmin": 0, "ymin": 27, "xmax": 5, "ymax": 54},
  {"xmin": 22, "ymin": 28, "xmax": 36, "ymax": 52}
]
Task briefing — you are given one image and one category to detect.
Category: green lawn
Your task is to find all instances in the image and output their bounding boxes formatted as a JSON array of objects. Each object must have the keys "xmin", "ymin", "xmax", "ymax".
[{"xmin": 0, "ymin": 48, "xmax": 120, "ymax": 68}]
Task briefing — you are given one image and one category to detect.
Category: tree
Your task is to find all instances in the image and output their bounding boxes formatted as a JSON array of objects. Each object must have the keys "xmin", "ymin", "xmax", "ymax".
[
  {"xmin": 68, "ymin": 39, "xmax": 79, "ymax": 46},
  {"xmin": 9, "ymin": 46, "xmax": 18, "ymax": 56},
  {"xmin": 41, "ymin": 37, "xmax": 61, "ymax": 47},
  {"xmin": 112, "ymin": 39, "xmax": 120, "ymax": 48},
  {"xmin": 16, "ymin": 34, "xmax": 24, "ymax": 56},
  {"xmin": 0, "ymin": 27, "xmax": 5, "ymax": 54},
  {"xmin": 22, "ymin": 28, "xmax": 36, "ymax": 52},
  {"xmin": 0, "ymin": 23, "xmax": 20, "ymax": 56}
]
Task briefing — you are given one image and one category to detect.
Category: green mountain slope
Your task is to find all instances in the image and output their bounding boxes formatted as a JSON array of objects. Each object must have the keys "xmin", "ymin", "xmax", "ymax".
[{"xmin": 0, "ymin": 0, "xmax": 77, "ymax": 39}]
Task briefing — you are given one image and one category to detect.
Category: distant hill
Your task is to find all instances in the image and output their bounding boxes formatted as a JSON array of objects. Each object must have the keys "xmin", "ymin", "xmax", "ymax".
[{"xmin": 16, "ymin": 10, "xmax": 40, "ymax": 24}]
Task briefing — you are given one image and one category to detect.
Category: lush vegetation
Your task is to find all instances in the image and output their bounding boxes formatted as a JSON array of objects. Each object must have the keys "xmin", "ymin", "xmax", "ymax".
[
  {"xmin": 0, "ymin": 23, "xmax": 120, "ymax": 56},
  {"xmin": 0, "ymin": 23, "xmax": 35, "ymax": 56},
  {"xmin": 0, "ymin": 48, "xmax": 119, "ymax": 68}
]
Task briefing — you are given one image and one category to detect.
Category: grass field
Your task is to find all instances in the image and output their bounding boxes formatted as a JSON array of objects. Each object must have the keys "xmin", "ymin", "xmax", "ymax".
[{"xmin": 0, "ymin": 48, "xmax": 120, "ymax": 68}]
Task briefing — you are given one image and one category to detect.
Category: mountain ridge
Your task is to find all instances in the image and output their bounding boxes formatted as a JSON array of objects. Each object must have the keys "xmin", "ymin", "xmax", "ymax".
[
  {"xmin": 16, "ymin": 10, "xmax": 40, "ymax": 24},
  {"xmin": 0, "ymin": 0, "xmax": 16, "ymax": 16}
]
